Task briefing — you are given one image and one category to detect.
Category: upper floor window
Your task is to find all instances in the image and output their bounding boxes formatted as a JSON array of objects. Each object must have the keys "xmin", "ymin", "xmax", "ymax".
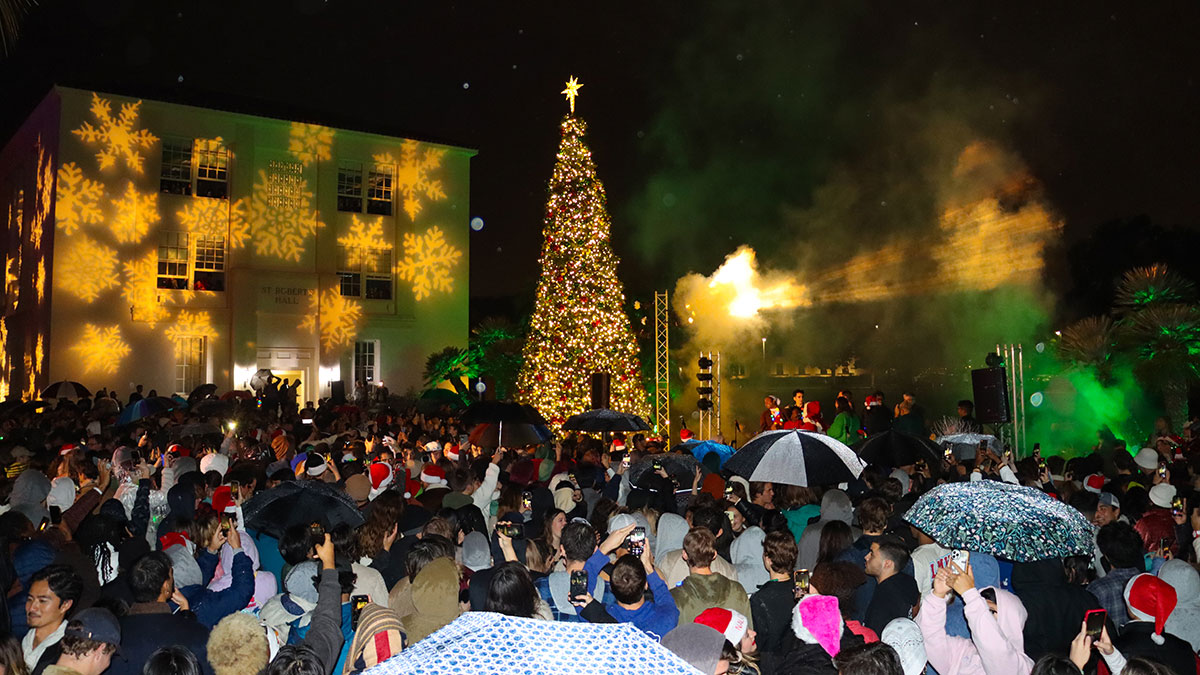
[
  {"xmin": 160, "ymin": 138, "xmax": 193, "ymax": 196},
  {"xmin": 195, "ymin": 140, "xmax": 229, "ymax": 199},
  {"xmin": 337, "ymin": 162, "xmax": 363, "ymax": 212},
  {"xmin": 160, "ymin": 138, "xmax": 230, "ymax": 199},
  {"xmin": 157, "ymin": 231, "xmax": 189, "ymax": 289},
  {"xmin": 366, "ymin": 164, "xmax": 394, "ymax": 216}
]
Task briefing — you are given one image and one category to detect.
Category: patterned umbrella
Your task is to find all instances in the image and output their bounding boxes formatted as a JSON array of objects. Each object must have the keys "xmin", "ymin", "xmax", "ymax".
[
  {"xmin": 935, "ymin": 432, "xmax": 1000, "ymax": 460},
  {"xmin": 904, "ymin": 480, "xmax": 1095, "ymax": 562},
  {"xmin": 724, "ymin": 430, "xmax": 866, "ymax": 487},
  {"xmin": 364, "ymin": 612, "xmax": 698, "ymax": 675}
]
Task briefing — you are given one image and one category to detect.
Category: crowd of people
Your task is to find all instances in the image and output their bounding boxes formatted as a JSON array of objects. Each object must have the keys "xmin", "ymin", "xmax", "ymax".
[{"xmin": 0, "ymin": 384, "xmax": 1197, "ymax": 675}]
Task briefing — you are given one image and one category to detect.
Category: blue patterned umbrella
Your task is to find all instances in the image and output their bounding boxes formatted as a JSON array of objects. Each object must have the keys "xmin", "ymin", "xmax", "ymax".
[
  {"xmin": 364, "ymin": 612, "xmax": 698, "ymax": 675},
  {"xmin": 904, "ymin": 480, "xmax": 1095, "ymax": 562},
  {"xmin": 686, "ymin": 440, "xmax": 736, "ymax": 469}
]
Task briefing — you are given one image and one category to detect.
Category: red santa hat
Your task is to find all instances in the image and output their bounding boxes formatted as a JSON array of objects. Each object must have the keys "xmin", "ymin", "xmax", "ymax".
[
  {"xmin": 680, "ymin": 429, "xmax": 695, "ymax": 441},
  {"xmin": 611, "ymin": 439, "xmax": 626, "ymax": 450},
  {"xmin": 694, "ymin": 607, "xmax": 749, "ymax": 646},
  {"xmin": 1124, "ymin": 573, "xmax": 1177, "ymax": 645},
  {"xmin": 1083, "ymin": 473, "xmax": 1105, "ymax": 494},
  {"xmin": 368, "ymin": 462, "xmax": 393, "ymax": 500},
  {"xmin": 403, "ymin": 478, "xmax": 422, "ymax": 500},
  {"xmin": 59, "ymin": 443, "xmax": 77, "ymax": 456},
  {"xmin": 420, "ymin": 464, "xmax": 446, "ymax": 486},
  {"xmin": 445, "ymin": 444, "xmax": 461, "ymax": 462},
  {"xmin": 211, "ymin": 485, "xmax": 237, "ymax": 515}
]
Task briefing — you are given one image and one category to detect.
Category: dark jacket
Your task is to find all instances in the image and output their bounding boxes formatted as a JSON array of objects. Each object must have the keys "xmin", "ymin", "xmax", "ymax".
[
  {"xmin": 863, "ymin": 572, "xmax": 919, "ymax": 636},
  {"xmin": 297, "ymin": 568, "xmax": 349, "ymax": 675},
  {"xmin": 1010, "ymin": 559, "xmax": 1102, "ymax": 660},
  {"xmin": 181, "ymin": 550, "xmax": 254, "ymax": 628},
  {"xmin": 751, "ymin": 579, "xmax": 797, "ymax": 675},
  {"xmin": 775, "ymin": 626, "xmax": 865, "ymax": 675},
  {"xmin": 1114, "ymin": 621, "xmax": 1199, "ymax": 675},
  {"xmin": 113, "ymin": 603, "xmax": 212, "ymax": 675}
]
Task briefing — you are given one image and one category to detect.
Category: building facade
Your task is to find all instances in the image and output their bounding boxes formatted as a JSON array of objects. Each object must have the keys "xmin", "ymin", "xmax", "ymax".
[{"xmin": 0, "ymin": 87, "xmax": 472, "ymax": 402}]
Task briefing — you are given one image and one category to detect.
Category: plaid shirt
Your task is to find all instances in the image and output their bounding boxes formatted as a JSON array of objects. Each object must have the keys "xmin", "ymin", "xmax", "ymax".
[{"xmin": 1088, "ymin": 567, "xmax": 1139, "ymax": 628}]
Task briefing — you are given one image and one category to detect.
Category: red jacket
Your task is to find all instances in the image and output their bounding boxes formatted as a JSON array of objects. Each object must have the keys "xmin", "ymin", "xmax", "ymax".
[{"xmin": 1133, "ymin": 507, "xmax": 1177, "ymax": 555}]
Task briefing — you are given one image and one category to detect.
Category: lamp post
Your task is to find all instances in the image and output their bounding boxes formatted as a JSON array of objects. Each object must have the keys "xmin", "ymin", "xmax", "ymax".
[
  {"xmin": 761, "ymin": 337, "xmax": 766, "ymax": 363},
  {"xmin": 474, "ymin": 380, "xmax": 487, "ymax": 401}
]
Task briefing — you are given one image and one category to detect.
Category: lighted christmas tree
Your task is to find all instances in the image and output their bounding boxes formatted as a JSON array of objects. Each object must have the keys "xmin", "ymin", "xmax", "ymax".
[{"xmin": 515, "ymin": 77, "xmax": 650, "ymax": 427}]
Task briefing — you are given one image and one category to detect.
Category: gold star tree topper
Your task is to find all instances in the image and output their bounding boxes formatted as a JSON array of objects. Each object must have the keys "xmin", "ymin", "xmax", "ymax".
[{"xmin": 561, "ymin": 76, "xmax": 583, "ymax": 114}]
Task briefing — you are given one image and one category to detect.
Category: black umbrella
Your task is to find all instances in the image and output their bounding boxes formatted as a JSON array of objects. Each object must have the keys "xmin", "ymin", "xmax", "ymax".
[
  {"xmin": 852, "ymin": 430, "xmax": 943, "ymax": 469},
  {"xmin": 242, "ymin": 480, "xmax": 364, "ymax": 538},
  {"xmin": 172, "ymin": 423, "xmax": 222, "ymax": 439},
  {"xmin": 724, "ymin": 430, "xmax": 867, "ymax": 487},
  {"xmin": 462, "ymin": 401, "xmax": 546, "ymax": 427},
  {"xmin": 5, "ymin": 400, "xmax": 49, "ymax": 418},
  {"xmin": 187, "ymin": 383, "xmax": 218, "ymax": 403},
  {"xmin": 191, "ymin": 399, "xmax": 235, "ymax": 418},
  {"xmin": 116, "ymin": 397, "xmax": 178, "ymax": 426},
  {"xmin": 468, "ymin": 421, "xmax": 551, "ymax": 449},
  {"xmin": 562, "ymin": 408, "xmax": 651, "ymax": 433},
  {"xmin": 628, "ymin": 452, "xmax": 701, "ymax": 486},
  {"xmin": 41, "ymin": 381, "xmax": 91, "ymax": 399}
]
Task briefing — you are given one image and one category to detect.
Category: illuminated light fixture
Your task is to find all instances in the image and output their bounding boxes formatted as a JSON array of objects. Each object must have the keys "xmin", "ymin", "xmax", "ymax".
[
  {"xmin": 470, "ymin": 217, "xmax": 485, "ymax": 231},
  {"xmin": 1030, "ymin": 391, "xmax": 1044, "ymax": 407},
  {"xmin": 984, "ymin": 352, "xmax": 1004, "ymax": 368},
  {"xmin": 1035, "ymin": 342, "xmax": 1045, "ymax": 353}
]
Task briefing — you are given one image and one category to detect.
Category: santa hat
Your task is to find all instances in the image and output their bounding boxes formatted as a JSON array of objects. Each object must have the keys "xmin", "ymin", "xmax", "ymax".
[
  {"xmin": 420, "ymin": 464, "xmax": 446, "ymax": 486},
  {"xmin": 792, "ymin": 594, "xmax": 844, "ymax": 657},
  {"xmin": 694, "ymin": 607, "xmax": 749, "ymax": 646},
  {"xmin": 403, "ymin": 478, "xmax": 422, "ymax": 500},
  {"xmin": 1124, "ymin": 573, "xmax": 1177, "ymax": 645},
  {"xmin": 1083, "ymin": 474, "xmax": 1105, "ymax": 494},
  {"xmin": 680, "ymin": 429, "xmax": 695, "ymax": 441},
  {"xmin": 159, "ymin": 530, "xmax": 192, "ymax": 552},
  {"xmin": 368, "ymin": 462, "xmax": 393, "ymax": 500},
  {"xmin": 59, "ymin": 443, "xmax": 77, "ymax": 456},
  {"xmin": 445, "ymin": 444, "xmax": 461, "ymax": 462},
  {"xmin": 611, "ymin": 439, "xmax": 626, "ymax": 450},
  {"xmin": 212, "ymin": 485, "xmax": 237, "ymax": 515}
]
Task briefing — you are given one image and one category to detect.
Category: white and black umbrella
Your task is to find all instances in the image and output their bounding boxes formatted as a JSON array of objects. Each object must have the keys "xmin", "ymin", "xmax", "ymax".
[
  {"xmin": 724, "ymin": 430, "xmax": 867, "ymax": 487},
  {"xmin": 41, "ymin": 381, "xmax": 91, "ymax": 399}
]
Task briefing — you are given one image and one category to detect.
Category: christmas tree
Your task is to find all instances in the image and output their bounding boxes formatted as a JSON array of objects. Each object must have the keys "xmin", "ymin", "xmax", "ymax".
[{"xmin": 515, "ymin": 77, "xmax": 650, "ymax": 427}]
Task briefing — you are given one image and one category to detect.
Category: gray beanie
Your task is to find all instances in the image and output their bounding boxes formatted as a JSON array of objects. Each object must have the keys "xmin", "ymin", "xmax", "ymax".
[
  {"xmin": 661, "ymin": 624, "xmax": 725, "ymax": 675},
  {"xmin": 461, "ymin": 531, "xmax": 491, "ymax": 572},
  {"xmin": 164, "ymin": 544, "xmax": 203, "ymax": 589},
  {"xmin": 284, "ymin": 561, "xmax": 320, "ymax": 604}
]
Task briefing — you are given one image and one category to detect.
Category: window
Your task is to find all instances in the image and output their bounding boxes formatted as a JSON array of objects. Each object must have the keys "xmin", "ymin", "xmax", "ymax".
[
  {"xmin": 192, "ymin": 236, "xmax": 225, "ymax": 291},
  {"xmin": 366, "ymin": 164, "xmax": 393, "ymax": 215},
  {"xmin": 174, "ymin": 337, "xmax": 207, "ymax": 395},
  {"xmin": 267, "ymin": 160, "xmax": 304, "ymax": 211},
  {"xmin": 338, "ymin": 245, "xmax": 362, "ymax": 297},
  {"xmin": 195, "ymin": 140, "xmax": 229, "ymax": 199},
  {"xmin": 338, "ymin": 246, "xmax": 392, "ymax": 300},
  {"xmin": 337, "ymin": 162, "xmax": 363, "ymax": 212},
  {"xmin": 157, "ymin": 232, "xmax": 189, "ymax": 289},
  {"xmin": 354, "ymin": 341, "xmax": 378, "ymax": 385},
  {"xmin": 160, "ymin": 138, "xmax": 193, "ymax": 195}
]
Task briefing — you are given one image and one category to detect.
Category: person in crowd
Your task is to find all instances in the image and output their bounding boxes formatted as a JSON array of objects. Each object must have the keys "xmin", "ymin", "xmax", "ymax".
[
  {"xmin": 694, "ymin": 608, "xmax": 758, "ymax": 674},
  {"xmin": 751, "ymin": 531, "xmax": 799, "ymax": 675},
  {"xmin": 862, "ymin": 393, "xmax": 892, "ymax": 437},
  {"xmin": 956, "ymin": 401, "xmax": 981, "ymax": 433},
  {"xmin": 1133, "ymin": 483, "xmax": 1178, "ymax": 556},
  {"xmin": 862, "ymin": 540, "xmax": 918, "ymax": 636},
  {"xmin": 729, "ymin": 482, "xmax": 781, "ymax": 533},
  {"xmin": 672, "ymin": 528, "xmax": 752, "ymax": 627},
  {"xmin": 1088, "ymin": 522, "xmax": 1147, "ymax": 628},
  {"xmin": 776, "ymin": 593, "xmax": 863, "ymax": 675},
  {"xmin": 110, "ymin": 552, "xmax": 211, "ymax": 675},
  {"xmin": 810, "ymin": 562, "xmax": 873, "ymax": 641},
  {"xmin": 661, "ymin": 624, "xmax": 729, "ymax": 675},
  {"xmin": 915, "ymin": 560, "xmax": 1033, "ymax": 675},
  {"xmin": 143, "ymin": 647, "xmax": 201, "ymax": 675},
  {"xmin": 879, "ymin": 619, "xmax": 926, "ymax": 675},
  {"xmin": 1010, "ymin": 558, "xmax": 1103, "ymax": 661},
  {"xmin": 575, "ymin": 531, "xmax": 678, "ymax": 638},
  {"xmin": 1112, "ymin": 573, "xmax": 1196, "ymax": 675},
  {"xmin": 833, "ymin": 642, "xmax": 904, "ymax": 675},
  {"xmin": 206, "ymin": 612, "xmax": 270, "ymax": 675},
  {"xmin": 45, "ymin": 609, "xmax": 121, "ymax": 675},
  {"xmin": 798, "ymin": 490, "xmax": 858, "ymax": 571},
  {"xmin": 731, "ymin": 526, "xmax": 770, "ymax": 596},
  {"xmin": 760, "ymin": 396, "xmax": 785, "ymax": 433},
  {"xmin": 657, "ymin": 507, "xmax": 740, "ymax": 587},
  {"xmin": 1156, "ymin": 559, "xmax": 1200, "ymax": 652},
  {"xmin": 22, "ymin": 565, "xmax": 82, "ymax": 675},
  {"xmin": 827, "ymin": 397, "xmax": 862, "ymax": 446}
]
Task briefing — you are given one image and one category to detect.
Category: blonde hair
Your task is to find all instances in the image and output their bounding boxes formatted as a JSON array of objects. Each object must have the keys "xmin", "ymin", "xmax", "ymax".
[{"xmin": 207, "ymin": 612, "xmax": 269, "ymax": 675}]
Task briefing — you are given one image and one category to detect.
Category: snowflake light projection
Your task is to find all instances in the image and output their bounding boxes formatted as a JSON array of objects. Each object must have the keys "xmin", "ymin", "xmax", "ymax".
[
  {"xmin": 54, "ymin": 163, "xmax": 104, "ymax": 236},
  {"xmin": 375, "ymin": 141, "xmax": 447, "ymax": 221},
  {"xmin": 289, "ymin": 123, "xmax": 333, "ymax": 166},
  {"xmin": 300, "ymin": 289, "xmax": 362, "ymax": 352},
  {"xmin": 336, "ymin": 215, "xmax": 391, "ymax": 267},
  {"xmin": 122, "ymin": 252, "xmax": 169, "ymax": 325},
  {"xmin": 35, "ymin": 259, "xmax": 45, "ymax": 303},
  {"xmin": 57, "ymin": 235, "xmax": 119, "ymax": 301},
  {"xmin": 71, "ymin": 324, "xmax": 130, "ymax": 374},
  {"xmin": 248, "ymin": 165, "xmax": 324, "ymax": 262},
  {"xmin": 0, "ymin": 319, "xmax": 7, "ymax": 400},
  {"xmin": 71, "ymin": 93, "xmax": 159, "ymax": 174},
  {"xmin": 395, "ymin": 225, "xmax": 461, "ymax": 301},
  {"xmin": 110, "ymin": 182, "xmax": 160, "ymax": 244},
  {"xmin": 164, "ymin": 310, "xmax": 218, "ymax": 354},
  {"xmin": 176, "ymin": 197, "xmax": 250, "ymax": 249},
  {"xmin": 25, "ymin": 334, "xmax": 44, "ymax": 400},
  {"xmin": 33, "ymin": 139, "xmax": 53, "ymax": 247}
]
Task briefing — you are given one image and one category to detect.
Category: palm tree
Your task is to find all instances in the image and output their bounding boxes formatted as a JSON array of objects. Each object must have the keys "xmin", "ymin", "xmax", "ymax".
[
  {"xmin": 423, "ymin": 346, "xmax": 472, "ymax": 400},
  {"xmin": 1058, "ymin": 315, "xmax": 1115, "ymax": 375},
  {"xmin": 1, "ymin": 0, "xmax": 35, "ymax": 55},
  {"xmin": 1113, "ymin": 264, "xmax": 1200, "ymax": 429}
]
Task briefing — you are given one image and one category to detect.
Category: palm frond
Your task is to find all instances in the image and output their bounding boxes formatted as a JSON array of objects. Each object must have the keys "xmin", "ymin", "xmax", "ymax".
[
  {"xmin": 0, "ymin": 0, "xmax": 36, "ymax": 56},
  {"xmin": 1058, "ymin": 316, "xmax": 1115, "ymax": 366},
  {"xmin": 1114, "ymin": 264, "xmax": 1196, "ymax": 310}
]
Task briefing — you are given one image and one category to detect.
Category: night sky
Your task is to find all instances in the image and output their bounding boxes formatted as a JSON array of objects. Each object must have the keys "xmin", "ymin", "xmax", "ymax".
[{"xmin": 3, "ymin": 1, "xmax": 1198, "ymax": 321}]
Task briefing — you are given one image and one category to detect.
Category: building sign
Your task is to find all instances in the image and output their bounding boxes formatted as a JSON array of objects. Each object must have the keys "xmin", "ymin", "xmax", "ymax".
[{"xmin": 260, "ymin": 285, "xmax": 315, "ymax": 307}]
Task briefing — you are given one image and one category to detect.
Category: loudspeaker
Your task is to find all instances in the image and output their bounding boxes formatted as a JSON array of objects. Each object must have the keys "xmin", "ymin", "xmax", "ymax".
[
  {"xmin": 971, "ymin": 367, "xmax": 1010, "ymax": 424},
  {"xmin": 330, "ymin": 380, "xmax": 346, "ymax": 405},
  {"xmin": 590, "ymin": 372, "xmax": 611, "ymax": 410}
]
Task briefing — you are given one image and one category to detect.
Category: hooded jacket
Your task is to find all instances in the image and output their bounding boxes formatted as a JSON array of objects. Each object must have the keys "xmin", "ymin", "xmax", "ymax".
[
  {"xmin": 1010, "ymin": 559, "xmax": 1101, "ymax": 660},
  {"xmin": 1158, "ymin": 559, "xmax": 1200, "ymax": 652},
  {"xmin": 731, "ymin": 527, "xmax": 771, "ymax": 596},
  {"xmin": 915, "ymin": 587, "xmax": 1033, "ymax": 675},
  {"xmin": 400, "ymin": 557, "xmax": 461, "ymax": 645},
  {"xmin": 670, "ymin": 571, "xmax": 753, "ymax": 629},
  {"xmin": 797, "ymin": 491, "xmax": 860, "ymax": 571}
]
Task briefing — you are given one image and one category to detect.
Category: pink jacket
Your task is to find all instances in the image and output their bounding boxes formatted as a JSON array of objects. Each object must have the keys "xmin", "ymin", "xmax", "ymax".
[{"xmin": 915, "ymin": 587, "xmax": 1034, "ymax": 675}]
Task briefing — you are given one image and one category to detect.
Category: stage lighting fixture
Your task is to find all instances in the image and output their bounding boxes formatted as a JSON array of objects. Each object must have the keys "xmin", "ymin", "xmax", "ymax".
[
  {"xmin": 1030, "ymin": 391, "xmax": 1044, "ymax": 407},
  {"xmin": 984, "ymin": 352, "xmax": 1004, "ymax": 368}
]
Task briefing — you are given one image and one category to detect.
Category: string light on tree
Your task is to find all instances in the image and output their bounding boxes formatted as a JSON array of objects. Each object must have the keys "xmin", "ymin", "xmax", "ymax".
[{"xmin": 515, "ymin": 77, "xmax": 650, "ymax": 427}]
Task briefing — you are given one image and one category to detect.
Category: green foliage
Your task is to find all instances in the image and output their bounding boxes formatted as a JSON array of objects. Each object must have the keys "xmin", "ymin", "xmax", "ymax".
[
  {"xmin": 1114, "ymin": 264, "xmax": 1197, "ymax": 312},
  {"xmin": 1058, "ymin": 316, "xmax": 1115, "ymax": 371},
  {"xmin": 422, "ymin": 318, "xmax": 526, "ymax": 402}
]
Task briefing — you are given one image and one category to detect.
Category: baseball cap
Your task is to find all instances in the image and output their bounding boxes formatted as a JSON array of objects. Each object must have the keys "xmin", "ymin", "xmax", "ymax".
[
  {"xmin": 1098, "ymin": 492, "xmax": 1121, "ymax": 509},
  {"xmin": 65, "ymin": 608, "xmax": 121, "ymax": 646}
]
